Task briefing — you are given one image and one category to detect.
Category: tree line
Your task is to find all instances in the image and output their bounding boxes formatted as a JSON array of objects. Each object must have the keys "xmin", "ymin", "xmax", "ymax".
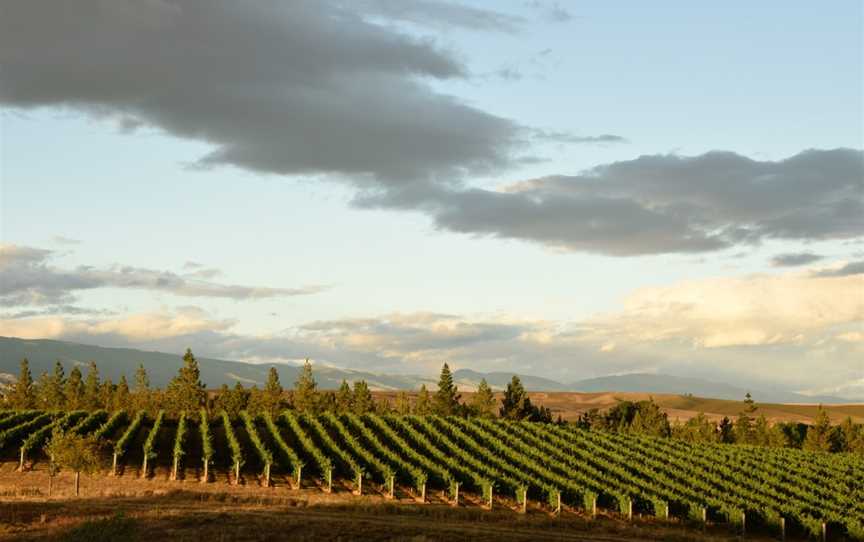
[
  {"xmin": 1, "ymin": 351, "xmax": 552, "ymax": 421},
  {"xmin": 575, "ymin": 392, "xmax": 864, "ymax": 454},
  {"xmin": 4, "ymin": 351, "xmax": 861, "ymax": 454}
]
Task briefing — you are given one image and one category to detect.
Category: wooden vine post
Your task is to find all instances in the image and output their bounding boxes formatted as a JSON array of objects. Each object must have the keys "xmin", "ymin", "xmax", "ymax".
[
  {"xmin": 519, "ymin": 487, "xmax": 528, "ymax": 514},
  {"xmin": 386, "ymin": 475, "xmax": 395, "ymax": 499},
  {"xmin": 354, "ymin": 471, "xmax": 362, "ymax": 496},
  {"xmin": 112, "ymin": 453, "xmax": 118, "ymax": 476},
  {"xmin": 451, "ymin": 482, "xmax": 460, "ymax": 507},
  {"xmin": 780, "ymin": 517, "xmax": 786, "ymax": 541},
  {"xmin": 554, "ymin": 491, "xmax": 562, "ymax": 516},
  {"xmin": 263, "ymin": 463, "xmax": 271, "ymax": 488},
  {"xmin": 233, "ymin": 460, "xmax": 240, "ymax": 485},
  {"xmin": 141, "ymin": 454, "xmax": 148, "ymax": 480},
  {"xmin": 627, "ymin": 497, "xmax": 633, "ymax": 521},
  {"xmin": 487, "ymin": 486, "xmax": 494, "ymax": 511},
  {"xmin": 591, "ymin": 495, "xmax": 597, "ymax": 519},
  {"xmin": 201, "ymin": 458, "xmax": 208, "ymax": 483},
  {"xmin": 324, "ymin": 468, "xmax": 332, "ymax": 493},
  {"xmin": 295, "ymin": 466, "xmax": 303, "ymax": 490}
]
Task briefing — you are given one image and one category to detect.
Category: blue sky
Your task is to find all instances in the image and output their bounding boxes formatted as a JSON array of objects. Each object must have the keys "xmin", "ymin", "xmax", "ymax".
[{"xmin": 1, "ymin": 1, "xmax": 862, "ymax": 397}]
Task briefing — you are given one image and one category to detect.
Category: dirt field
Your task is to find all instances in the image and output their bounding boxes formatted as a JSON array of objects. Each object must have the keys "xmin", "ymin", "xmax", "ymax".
[{"xmin": 0, "ymin": 462, "xmax": 781, "ymax": 542}]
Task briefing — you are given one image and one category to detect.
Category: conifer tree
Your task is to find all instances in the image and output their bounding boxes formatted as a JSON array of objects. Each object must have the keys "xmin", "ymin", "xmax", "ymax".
[
  {"xmin": 414, "ymin": 385, "xmax": 432, "ymax": 415},
  {"xmin": 98, "ymin": 377, "xmax": 114, "ymax": 410},
  {"xmin": 42, "ymin": 362, "xmax": 66, "ymax": 410},
  {"xmin": 352, "ymin": 380, "xmax": 374, "ymax": 415},
  {"xmin": 9, "ymin": 358, "xmax": 36, "ymax": 409},
  {"xmin": 839, "ymin": 417, "xmax": 863, "ymax": 454},
  {"xmin": 133, "ymin": 364, "xmax": 150, "ymax": 412},
  {"xmin": 335, "ymin": 380, "xmax": 353, "ymax": 413},
  {"xmin": 804, "ymin": 406, "xmax": 836, "ymax": 452},
  {"xmin": 469, "ymin": 379, "xmax": 496, "ymax": 418},
  {"xmin": 433, "ymin": 363, "xmax": 461, "ymax": 416},
  {"xmin": 293, "ymin": 359, "xmax": 318, "ymax": 413},
  {"xmin": 718, "ymin": 416, "xmax": 735, "ymax": 443},
  {"xmin": 65, "ymin": 366, "xmax": 85, "ymax": 410},
  {"xmin": 734, "ymin": 392, "xmax": 757, "ymax": 444},
  {"xmin": 166, "ymin": 348, "xmax": 207, "ymax": 412},
  {"xmin": 499, "ymin": 376, "xmax": 532, "ymax": 420},
  {"xmin": 394, "ymin": 391, "xmax": 411, "ymax": 415},
  {"xmin": 83, "ymin": 362, "xmax": 101, "ymax": 410},
  {"xmin": 262, "ymin": 367, "xmax": 283, "ymax": 415},
  {"xmin": 114, "ymin": 375, "xmax": 131, "ymax": 411}
]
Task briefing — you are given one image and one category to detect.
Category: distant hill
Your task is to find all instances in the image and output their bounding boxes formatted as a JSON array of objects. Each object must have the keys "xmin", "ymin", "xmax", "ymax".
[
  {"xmin": 0, "ymin": 336, "xmax": 428, "ymax": 391},
  {"xmin": 0, "ymin": 336, "xmax": 853, "ymax": 404},
  {"xmin": 568, "ymin": 373, "xmax": 847, "ymax": 404}
]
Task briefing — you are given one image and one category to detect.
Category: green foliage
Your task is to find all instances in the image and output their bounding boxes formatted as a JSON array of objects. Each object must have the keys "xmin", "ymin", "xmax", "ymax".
[
  {"xmin": 262, "ymin": 411, "xmax": 302, "ymax": 473},
  {"xmin": 92, "ymin": 410, "xmax": 127, "ymax": 441},
  {"xmin": 83, "ymin": 362, "xmax": 101, "ymax": 410},
  {"xmin": 214, "ymin": 383, "xmax": 249, "ymax": 417},
  {"xmin": 39, "ymin": 362, "xmax": 66, "ymax": 410},
  {"xmin": 64, "ymin": 367, "xmax": 85, "ymax": 410},
  {"xmin": 172, "ymin": 411, "xmax": 188, "ymax": 471},
  {"xmin": 114, "ymin": 411, "xmax": 145, "ymax": 457},
  {"xmin": 352, "ymin": 380, "xmax": 374, "ymax": 415},
  {"xmin": 199, "ymin": 408, "xmax": 213, "ymax": 463},
  {"xmin": 114, "ymin": 376, "xmax": 131, "ymax": 411},
  {"xmin": 414, "ymin": 385, "xmax": 431, "ymax": 415},
  {"xmin": 240, "ymin": 410, "xmax": 272, "ymax": 466},
  {"xmin": 165, "ymin": 349, "xmax": 206, "ymax": 413},
  {"xmin": 432, "ymin": 363, "xmax": 461, "ymax": 416},
  {"xmin": 469, "ymin": 379, "xmax": 496, "ymax": 418},
  {"xmin": 335, "ymin": 380, "xmax": 353, "ymax": 413},
  {"xmin": 44, "ymin": 429, "xmax": 101, "ymax": 475},
  {"xmin": 142, "ymin": 410, "xmax": 165, "ymax": 460},
  {"xmin": 261, "ymin": 367, "xmax": 284, "ymax": 415},
  {"xmin": 293, "ymin": 359, "xmax": 318, "ymax": 413},
  {"xmin": 803, "ymin": 406, "xmax": 837, "ymax": 452},
  {"xmin": 220, "ymin": 410, "xmax": 244, "ymax": 470},
  {"xmin": 393, "ymin": 391, "xmax": 411, "ymax": 415},
  {"xmin": 8, "ymin": 358, "xmax": 36, "ymax": 409}
]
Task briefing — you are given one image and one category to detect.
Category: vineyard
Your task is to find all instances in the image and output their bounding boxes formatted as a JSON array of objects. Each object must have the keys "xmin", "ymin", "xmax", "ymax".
[{"xmin": 0, "ymin": 409, "xmax": 861, "ymax": 540}]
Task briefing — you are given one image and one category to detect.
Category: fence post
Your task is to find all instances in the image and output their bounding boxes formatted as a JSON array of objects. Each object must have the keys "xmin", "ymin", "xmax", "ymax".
[
  {"xmin": 452, "ymin": 482, "xmax": 460, "ymax": 507},
  {"xmin": 354, "ymin": 471, "xmax": 362, "ymax": 495},
  {"xmin": 18, "ymin": 449, "xmax": 25, "ymax": 471},
  {"xmin": 387, "ymin": 475, "xmax": 394, "ymax": 499},
  {"xmin": 141, "ymin": 456, "xmax": 148, "ymax": 479},
  {"xmin": 627, "ymin": 497, "xmax": 633, "ymax": 521},
  {"xmin": 592, "ymin": 495, "xmax": 597, "ymax": 519},
  {"xmin": 780, "ymin": 517, "xmax": 785, "ymax": 541},
  {"xmin": 112, "ymin": 453, "xmax": 118, "ymax": 476},
  {"xmin": 555, "ymin": 491, "xmax": 562, "ymax": 516},
  {"xmin": 487, "ymin": 486, "xmax": 493, "ymax": 510},
  {"xmin": 325, "ymin": 468, "xmax": 332, "ymax": 493},
  {"xmin": 234, "ymin": 460, "xmax": 240, "ymax": 485},
  {"xmin": 519, "ymin": 487, "xmax": 527, "ymax": 514},
  {"xmin": 264, "ymin": 463, "xmax": 270, "ymax": 488},
  {"xmin": 202, "ymin": 458, "xmax": 208, "ymax": 483}
]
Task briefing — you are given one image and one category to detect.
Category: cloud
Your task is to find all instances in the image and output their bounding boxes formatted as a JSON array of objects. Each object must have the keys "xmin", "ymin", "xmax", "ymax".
[
  {"xmin": 771, "ymin": 252, "xmax": 824, "ymax": 267},
  {"xmin": 0, "ymin": 243, "xmax": 326, "ymax": 307},
  {"xmin": 811, "ymin": 260, "xmax": 864, "ymax": 277},
  {"xmin": 0, "ymin": 0, "xmax": 533, "ymax": 188},
  {"xmin": 524, "ymin": 1, "xmax": 573, "ymax": 22},
  {"xmin": 359, "ymin": 148, "xmax": 864, "ymax": 256},
  {"xmin": 2, "ymin": 263, "xmax": 861, "ymax": 394},
  {"xmin": 0, "ymin": 306, "xmax": 233, "ymax": 342},
  {"xmin": 533, "ymin": 130, "xmax": 628, "ymax": 144}
]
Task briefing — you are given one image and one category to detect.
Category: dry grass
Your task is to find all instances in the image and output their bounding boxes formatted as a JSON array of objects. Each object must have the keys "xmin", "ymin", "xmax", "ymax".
[{"xmin": 0, "ymin": 461, "xmax": 782, "ymax": 542}]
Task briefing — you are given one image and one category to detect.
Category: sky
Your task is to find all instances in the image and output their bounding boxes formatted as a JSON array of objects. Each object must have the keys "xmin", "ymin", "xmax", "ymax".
[{"xmin": 1, "ymin": 0, "xmax": 862, "ymax": 398}]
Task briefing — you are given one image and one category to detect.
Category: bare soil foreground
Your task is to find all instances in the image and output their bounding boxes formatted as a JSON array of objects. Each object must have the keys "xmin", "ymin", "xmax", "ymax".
[
  {"xmin": 379, "ymin": 392, "xmax": 864, "ymax": 424},
  {"xmin": 1, "ymin": 463, "xmax": 777, "ymax": 542}
]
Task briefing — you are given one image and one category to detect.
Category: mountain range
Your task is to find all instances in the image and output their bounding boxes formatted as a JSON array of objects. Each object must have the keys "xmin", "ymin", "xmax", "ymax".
[{"xmin": 0, "ymin": 336, "xmax": 852, "ymax": 403}]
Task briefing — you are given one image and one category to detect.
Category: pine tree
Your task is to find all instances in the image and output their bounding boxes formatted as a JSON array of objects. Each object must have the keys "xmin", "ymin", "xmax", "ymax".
[
  {"xmin": 839, "ymin": 417, "xmax": 864, "ymax": 454},
  {"xmin": 734, "ymin": 392, "xmax": 757, "ymax": 444},
  {"xmin": 469, "ymin": 379, "xmax": 496, "ymax": 418},
  {"xmin": 394, "ymin": 391, "xmax": 411, "ymax": 415},
  {"xmin": 83, "ymin": 362, "xmax": 101, "ymax": 410},
  {"xmin": 753, "ymin": 414, "xmax": 772, "ymax": 446},
  {"xmin": 42, "ymin": 361, "xmax": 66, "ymax": 410},
  {"xmin": 432, "ymin": 363, "xmax": 461, "ymax": 416},
  {"xmin": 335, "ymin": 380, "xmax": 353, "ymax": 413},
  {"xmin": 414, "ymin": 385, "xmax": 432, "ymax": 415},
  {"xmin": 262, "ymin": 367, "xmax": 283, "ymax": 415},
  {"xmin": 9, "ymin": 358, "xmax": 36, "ymax": 409},
  {"xmin": 166, "ymin": 348, "xmax": 207, "ymax": 412},
  {"xmin": 352, "ymin": 380, "xmax": 374, "ymax": 415},
  {"xmin": 293, "ymin": 359, "xmax": 318, "ymax": 413},
  {"xmin": 65, "ymin": 366, "xmax": 85, "ymax": 410},
  {"xmin": 114, "ymin": 375, "xmax": 131, "ymax": 411},
  {"xmin": 99, "ymin": 378, "xmax": 114, "ymax": 410},
  {"xmin": 718, "ymin": 416, "xmax": 735, "ymax": 443},
  {"xmin": 804, "ymin": 406, "xmax": 836, "ymax": 452},
  {"xmin": 499, "ymin": 376, "xmax": 532, "ymax": 420},
  {"xmin": 133, "ymin": 364, "xmax": 150, "ymax": 412}
]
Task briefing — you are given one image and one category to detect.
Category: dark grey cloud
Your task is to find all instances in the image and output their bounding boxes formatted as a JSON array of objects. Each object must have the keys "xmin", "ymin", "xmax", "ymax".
[
  {"xmin": 812, "ymin": 260, "xmax": 864, "ymax": 278},
  {"xmin": 0, "ymin": 244, "xmax": 326, "ymax": 306},
  {"xmin": 0, "ymin": 0, "xmax": 532, "ymax": 187},
  {"xmin": 359, "ymin": 148, "xmax": 864, "ymax": 256},
  {"xmin": 771, "ymin": 252, "xmax": 824, "ymax": 267}
]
